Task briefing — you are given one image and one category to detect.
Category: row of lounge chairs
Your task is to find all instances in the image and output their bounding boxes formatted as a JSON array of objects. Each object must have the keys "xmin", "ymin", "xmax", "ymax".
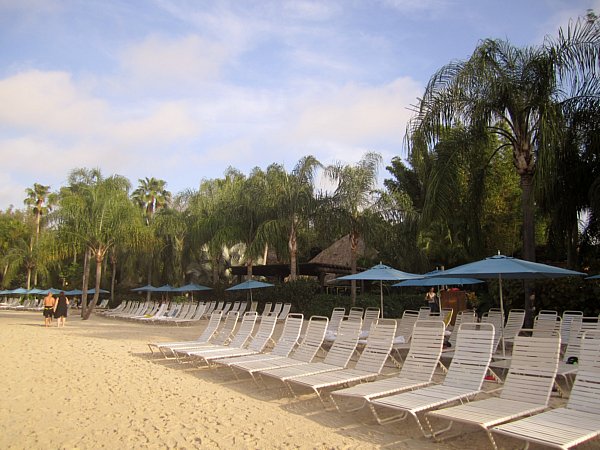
[
  {"xmin": 147, "ymin": 307, "xmax": 600, "ymax": 449},
  {"xmin": 102, "ymin": 299, "xmax": 292, "ymax": 325},
  {"xmin": 0, "ymin": 297, "xmax": 109, "ymax": 311}
]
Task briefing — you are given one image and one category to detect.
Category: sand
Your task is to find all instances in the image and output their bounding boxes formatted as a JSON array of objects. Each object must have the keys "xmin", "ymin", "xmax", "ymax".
[{"xmin": 0, "ymin": 309, "xmax": 595, "ymax": 450}]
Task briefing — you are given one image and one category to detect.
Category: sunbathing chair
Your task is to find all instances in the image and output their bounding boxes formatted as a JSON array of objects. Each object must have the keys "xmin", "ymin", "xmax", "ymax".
[
  {"xmin": 561, "ymin": 310, "xmax": 584, "ymax": 347},
  {"xmin": 323, "ymin": 307, "xmax": 346, "ymax": 342},
  {"xmin": 217, "ymin": 313, "xmax": 304, "ymax": 370},
  {"xmin": 283, "ymin": 318, "xmax": 397, "ymax": 406},
  {"xmin": 277, "ymin": 303, "xmax": 292, "ymax": 321},
  {"xmin": 368, "ymin": 323, "xmax": 495, "ymax": 437},
  {"xmin": 349, "ymin": 307, "xmax": 364, "ymax": 320},
  {"xmin": 360, "ymin": 307, "xmax": 381, "ymax": 339},
  {"xmin": 147, "ymin": 310, "xmax": 223, "ymax": 356},
  {"xmin": 202, "ymin": 300, "xmax": 216, "ymax": 318},
  {"xmin": 184, "ymin": 313, "xmax": 278, "ymax": 368},
  {"xmin": 258, "ymin": 317, "xmax": 362, "ymax": 390},
  {"xmin": 261, "ymin": 302, "xmax": 272, "ymax": 317},
  {"xmin": 389, "ymin": 309, "xmax": 429, "ymax": 365},
  {"xmin": 174, "ymin": 311, "xmax": 254, "ymax": 361},
  {"xmin": 499, "ymin": 308, "xmax": 525, "ymax": 349},
  {"xmin": 331, "ymin": 320, "xmax": 446, "ymax": 412},
  {"xmin": 533, "ymin": 310, "xmax": 561, "ymax": 337},
  {"xmin": 158, "ymin": 310, "xmax": 238, "ymax": 357},
  {"xmin": 491, "ymin": 330, "xmax": 600, "ymax": 450},
  {"xmin": 227, "ymin": 315, "xmax": 328, "ymax": 385},
  {"xmin": 173, "ymin": 302, "xmax": 207, "ymax": 325},
  {"xmin": 270, "ymin": 302, "xmax": 283, "ymax": 318},
  {"xmin": 426, "ymin": 329, "xmax": 561, "ymax": 449}
]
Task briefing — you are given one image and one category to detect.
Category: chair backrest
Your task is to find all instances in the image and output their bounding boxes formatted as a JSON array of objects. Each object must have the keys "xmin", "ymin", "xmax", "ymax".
[
  {"xmin": 247, "ymin": 313, "xmax": 278, "ymax": 352},
  {"xmin": 482, "ymin": 309, "xmax": 504, "ymax": 353},
  {"xmin": 229, "ymin": 301, "xmax": 241, "ymax": 313},
  {"xmin": 448, "ymin": 310, "xmax": 477, "ymax": 346},
  {"xmin": 214, "ymin": 300, "xmax": 224, "ymax": 311},
  {"xmin": 227, "ymin": 312, "xmax": 258, "ymax": 348},
  {"xmin": 175, "ymin": 303, "xmax": 191, "ymax": 319},
  {"xmin": 203, "ymin": 301, "xmax": 216, "ymax": 316},
  {"xmin": 503, "ymin": 309, "xmax": 526, "ymax": 340},
  {"xmin": 500, "ymin": 330, "xmax": 561, "ymax": 406},
  {"xmin": 443, "ymin": 323, "xmax": 495, "ymax": 391},
  {"xmin": 362, "ymin": 307, "xmax": 381, "ymax": 331},
  {"xmin": 533, "ymin": 310, "xmax": 561, "ymax": 338},
  {"xmin": 561, "ymin": 310, "xmax": 584, "ymax": 346},
  {"xmin": 567, "ymin": 330, "xmax": 600, "ymax": 414},
  {"xmin": 278, "ymin": 303, "xmax": 292, "ymax": 320},
  {"xmin": 271, "ymin": 313, "xmax": 304, "ymax": 357},
  {"xmin": 418, "ymin": 306, "xmax": 431, "ymax": 319},
  {"xmin": 248, "ymin": 301, "xmax": 258, "ymax": 313},
  {"xmin": 270, "ymin": 302, "xmax": 283, "ymax": 317},
  {"xmin": 328, "ymin": 307, "xmax": 346, "ymax": 333},
  {"xmin": 400, "ymin": 320, "xmax": 446, "ymax": 381},
  {"xmin": 211, "ymin": 311, "xmax": 240, "ymax": 345},
  {"xmin": 349, "ymin": 307, "xmax": 364, "ymax": 320},
  {"xmin": 221, "ymin": 302, "xmax": 232, "ymax": 314},
  {"xmin": 152, "ymin": 303, "xmax": 169, "ymax": 319},
  {"xmin": 197, "ymin": 310, "xmax": 223, "ymax": 341},
  {"xmin": 187, "ymin": 302, "xmax": 206, "ymax": 321},
  {"xmin": 238, "ymin": 301, "xmax": 247, "ymax": 313},
  {"xmin": 261, "ymin": 302, "xmax": 272, "ymax": 316},
  {"xmin": 322, "ymin": 317, "xmax": 362, "ymax": 367},
  {"xmin": 396, "ymin": 310, "xmax": 419, "ymax": 342},
  {"xmin": 354, "ymin": 319, "xmax": 397, "ymax": 373},
  {"xmin": 290, "ymin": 315, "xmax": 329, "ymax": 362}
]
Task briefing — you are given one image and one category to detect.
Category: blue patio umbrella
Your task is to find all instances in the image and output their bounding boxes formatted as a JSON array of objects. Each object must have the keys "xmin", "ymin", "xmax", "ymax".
[
  {"xmin": 586, "ymin": 274, "xmax": 600, "ymax": 279},
  {"xmin": 26, "ymin": 288, "xmax": 45, "ymax": 295},
  {"xmin": 131, "ymin": 284, "xmax": 158, "ymax": 292},
  {"xmin": 10, "ymin": 287, "xmax": 29, "ymax": 295},
  {"xmin": 87, "ymin": 288, "xmax": 109, "ymax": 294},
  {"xmin": 226, "ymin": 280, "xmax": 274, "ymax": 302},
  {"xmin": 337, "ymin": 263, "xmax": 422, "ymax": 317},
  {"xmin": 173, "ymin": 283, "xmax": 212, "ymax": 292},
  {"xmin": 430, "ymin": 253, "xmax": 585, "ymax": 355},
  {"xmin": 65, "ymin": 289, "xmax": 83, "ymax": 296},
  {"xmin": 394, "ymin": 277, "xmax": 484, "ymax": 287}
]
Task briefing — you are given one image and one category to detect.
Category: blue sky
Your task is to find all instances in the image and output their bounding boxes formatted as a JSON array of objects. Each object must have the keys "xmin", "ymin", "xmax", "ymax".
[{"xmin": 0, "ymin": 0, "xmax": 596, "ymax": 208}]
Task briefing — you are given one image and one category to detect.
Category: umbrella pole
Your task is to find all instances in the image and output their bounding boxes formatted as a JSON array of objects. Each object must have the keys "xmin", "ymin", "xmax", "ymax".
[
  {"xmin": 499, "ymin": 275, "xmax": 506, "ymax": 357},
  {"xmin": 380, "ymin": 280, "xmax": 383, "ymax": 318}
]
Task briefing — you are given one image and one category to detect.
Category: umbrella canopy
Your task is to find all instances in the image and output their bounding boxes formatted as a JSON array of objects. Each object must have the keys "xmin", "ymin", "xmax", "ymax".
[
  {"xmin": 430, "ymin": 253, "xmax": 585, "ymax": 355},
  {"xmin": 9, "ymin": 287, "xmax": 29, "ymax": 295},
  {"xmin": 173, "ymin": 283, "xmax": 212, "ymax": 292},
  {"xmin": 131, "ymin": 284, "xmax": 158, "ymax": 292},
  {"xmin": 394, "ymin": 277, "xmax": 484, "ymax": 287},
  {"xmin": 87, "ymin": 288, "xmax": 109, "ymax": 294},
  {"xmin": 38, "ymin": 288, "xmax": 62, "ymax": 295},
  {"xmin": 226, "ymin": 280, "xmax": 274, "ymax": 302},
  {"xmin": 337, "ymin": 263, "xmax": 422, "ymax": 317},
  {"xmin": 64, "ymin": 289, "xmax": 83, "ymax": 295},
  {"xmin": 586, "ymin": 274, "xmax": 600, "ymax": 280},
  {"xmin": 154, "ymin": 284, "xmax": 175, "ymax": 292},
  {"xmin": 26, "ymin": 288, "xmax": 45, "ymax": 295}
]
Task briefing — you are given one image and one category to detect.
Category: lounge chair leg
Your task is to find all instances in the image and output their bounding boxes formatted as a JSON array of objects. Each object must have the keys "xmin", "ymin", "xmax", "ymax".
[
  {"xmin": 485, "ymin": 429, "xmax": 499, "ymax": 450},
  {"xmin": 425, "ymin": 415, "xmax": 454, "ymax": 440},
  {"xmin": 368, "ymin": 404, "xmax": 408, "ymax": 425}
]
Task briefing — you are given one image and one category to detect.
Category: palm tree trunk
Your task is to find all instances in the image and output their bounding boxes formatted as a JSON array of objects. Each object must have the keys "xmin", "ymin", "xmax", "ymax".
[
  {"xmin": 110, "ymin": 248, "xmax": 117, "ymax": 305},
  {"xmin": 288, "ymin": 224, "xmax": 298, "ymax": 281},
  {"xmin": 350, "ymin": 232, "xmax": 359, "ymax": 306},
  {"xmin": 81, "ymin": 248, "xmax": 91, "ymax": 317},
  {"xmin": 83, "ymin": 250, "xmax": 103, "ymax": 320},
  {"xmin": 212, "ymin": 254, "xmax": 220, "ymax": 285},
  {"xmin": 520, "ymin": 173, "xmax": 536, "ymax": 326},
  {"xmin": 246, "ymin": 257, "xmax": 253, "ymax": 279}
]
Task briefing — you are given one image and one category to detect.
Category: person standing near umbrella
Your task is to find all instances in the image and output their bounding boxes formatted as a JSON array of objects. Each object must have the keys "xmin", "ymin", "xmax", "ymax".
[
  {"xmin": 43, "ymin": 292, "xmax": 55, "ymax": 327},
  {"xmin": 53, "ymin": 291, "xmax": 69, "ymax": 327},
  {"xmin": 425, "ymin": 287, "xmax": 440, "ymax": 313}
]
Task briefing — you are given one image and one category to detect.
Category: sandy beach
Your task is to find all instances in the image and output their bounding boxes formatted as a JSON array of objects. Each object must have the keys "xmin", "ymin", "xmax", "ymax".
[{"xmin": 1, "ymin": 309, "xmax": 595, "ymax": 450}]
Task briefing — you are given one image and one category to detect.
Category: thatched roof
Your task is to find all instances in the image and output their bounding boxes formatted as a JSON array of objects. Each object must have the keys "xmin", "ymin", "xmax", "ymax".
[{"xmin": 309, "ymin": 234, "xmax": 370, "ymax": 267}]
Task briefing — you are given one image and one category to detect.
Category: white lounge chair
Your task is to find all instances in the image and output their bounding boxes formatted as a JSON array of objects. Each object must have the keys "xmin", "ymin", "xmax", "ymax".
[
  {"xmin": 368, "ymin": 323, "xmax": 495, "ymax": 437},
  {"xmin": 283, "ymin": 318, "xmax": 396, "ymax": 406},
  {"xmin": 227, "ymin": 315, "xmax": 328, "ymax": 385},
  {"xmin": 492, "ymin": 330, "xmax": 600, "ymax": 450},
  {"xmin": 331, "ymin": 320, "xmax": 446, "ymax": 412},
  {"xmin": 426, "ymin": 329, "xmax": 561, "ymax": 448},
  {"xmin": 147, "ymin": 310, "xmax": 223, "ymax": 357}
]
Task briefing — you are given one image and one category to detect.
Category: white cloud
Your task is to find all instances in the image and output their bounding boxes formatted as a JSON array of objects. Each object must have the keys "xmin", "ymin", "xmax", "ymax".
[
  {"xmin": 119, "ymin": 34, "xmax": 232, "ymax": 86},
  {"xmin": 289, "ymin": 77, "xmax": 422, "ymax": 146}
]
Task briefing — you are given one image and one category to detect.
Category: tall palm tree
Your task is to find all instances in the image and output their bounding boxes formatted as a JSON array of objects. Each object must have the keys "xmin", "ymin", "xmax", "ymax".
[
  {"xmin": 324, "ymin": 152, "xmax": 382, "ymax": 304},
  {"xmin": 264, "ymin": 156, "xmax": 321, "ymax": 281},
  {"xmin": 57, "ymin": 170, "xmax": 142, "ymax": 319},
  {"xmin": 408, "ymin": 15, "xmax": 599, "ymax": 264},
  {"xmin": 132, "ymin": 177, "xmax": 171, "ymax": 225}
]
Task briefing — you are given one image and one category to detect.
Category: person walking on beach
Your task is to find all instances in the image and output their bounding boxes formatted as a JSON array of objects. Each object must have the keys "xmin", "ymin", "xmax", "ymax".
[
  {"xmin": 54, "ymin": 291, "xmax": 69, "ymax": 327},
  {"xmin": 43, "ymin": 292, "xmax": 55, "ymax": 327}
]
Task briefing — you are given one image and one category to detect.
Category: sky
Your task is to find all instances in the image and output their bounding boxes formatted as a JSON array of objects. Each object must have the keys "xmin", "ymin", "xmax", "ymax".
[{"xmin": 0, "ymin": 0, "xmax": 597, "ymax": 208}]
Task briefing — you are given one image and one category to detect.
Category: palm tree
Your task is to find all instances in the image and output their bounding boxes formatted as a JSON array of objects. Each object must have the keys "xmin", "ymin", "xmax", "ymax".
[
  {"xmin": 264, "ymin": 156, "xmax": 321, "ymax": 281},
  {"xmin": 57, "ymin": 169, "xmax": 142, "ymax": 319},
  {"xmin": 408, "ymin": 15, "xmax": 599, "ymax": 265},
  {"xmin": 407, "ymin": 15, "xmax": 599, "ymax": 319},
  {"xmin": 132, "ymin": 177, "xmax": 171, "ymax": 225},
  {"xmin": 324, "ymin": 152, "xmax": 382, "ymax": 304}
]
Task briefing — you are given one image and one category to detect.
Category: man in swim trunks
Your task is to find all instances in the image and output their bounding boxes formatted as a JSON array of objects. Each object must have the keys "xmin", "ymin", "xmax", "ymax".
[{"xmin": 43, "ymin": 292, "xmax": 55, "ymax": 327}]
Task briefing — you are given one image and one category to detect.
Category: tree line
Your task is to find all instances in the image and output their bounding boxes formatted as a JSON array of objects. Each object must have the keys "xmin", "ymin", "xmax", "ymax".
[{"xmin": 0, "ymin": 13, "xmax": 598, "ymax": 319}]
